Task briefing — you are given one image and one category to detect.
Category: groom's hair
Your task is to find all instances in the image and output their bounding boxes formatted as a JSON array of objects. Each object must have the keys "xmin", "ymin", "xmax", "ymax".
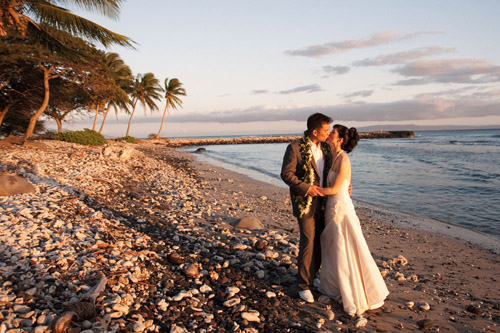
[{"xmin": 305, "ymin": 113, "xmax": 332, "ymax": 136}]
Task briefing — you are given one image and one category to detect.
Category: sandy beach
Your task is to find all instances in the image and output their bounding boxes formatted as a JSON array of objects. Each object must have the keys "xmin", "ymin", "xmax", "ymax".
[{"xmin": 1, "ymin": 139, "xmax": 499, "ymax": 332}]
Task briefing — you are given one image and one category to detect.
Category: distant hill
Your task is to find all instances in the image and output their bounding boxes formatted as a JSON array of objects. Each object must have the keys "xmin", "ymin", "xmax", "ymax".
[{"xmin": 357, "ymin": 124, "xmax": 500, "ymax": 132}]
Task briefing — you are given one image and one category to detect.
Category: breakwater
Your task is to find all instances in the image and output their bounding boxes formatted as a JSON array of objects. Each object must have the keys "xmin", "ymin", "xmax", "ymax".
[{"xmin": 147, "ymin": 131, "xmax": 414, "ymax": 148}]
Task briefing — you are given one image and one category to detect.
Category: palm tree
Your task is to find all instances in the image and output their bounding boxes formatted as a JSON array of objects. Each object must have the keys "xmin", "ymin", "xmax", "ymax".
[
  {"xmin": 98, "ymin": 52, "xmax": 132, "ymax": 133},
  {"xmin": 125, "ymin": 72, "xmax": 163, "ymax": 138},
  {"xmin": 0, "ymin": 0, "xmax": 133, "ymax": 52},
  {"xmin": 1, "ymin": 0, "xmax": 133, "ymax": 140},
  {"xmin": 156, "ymin": 78, "xmax": 186, "ymax": 138}
]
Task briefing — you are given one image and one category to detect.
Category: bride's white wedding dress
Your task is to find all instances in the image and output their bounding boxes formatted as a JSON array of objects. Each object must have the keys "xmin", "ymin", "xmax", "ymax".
[{"xmin": 319, "ymin": 169, "xmax": 389, "ymax": 316}]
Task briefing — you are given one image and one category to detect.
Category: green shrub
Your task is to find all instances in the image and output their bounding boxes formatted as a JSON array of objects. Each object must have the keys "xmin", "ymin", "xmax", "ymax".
[
  {"xmin": 53, "ymin": 128, "xmax": 107, "ymax": 146},
  {"xmin": 116, "ymin": 136, "xmax": 137, "ymax": 144}
]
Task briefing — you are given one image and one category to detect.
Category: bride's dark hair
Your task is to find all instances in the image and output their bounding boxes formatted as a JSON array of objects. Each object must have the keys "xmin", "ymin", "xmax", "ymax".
[{"xmin": 334, "ymin": 124, "xmax": 359, "ymax": 153}]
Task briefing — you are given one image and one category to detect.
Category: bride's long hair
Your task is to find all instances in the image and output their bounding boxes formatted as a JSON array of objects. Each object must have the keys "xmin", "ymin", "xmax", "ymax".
[{"xmin": 334, "ymin": 124, "xmax": 359, "ymax": 153}]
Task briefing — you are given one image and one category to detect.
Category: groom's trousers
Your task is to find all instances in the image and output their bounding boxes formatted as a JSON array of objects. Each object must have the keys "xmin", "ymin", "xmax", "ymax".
[{"xmin": 297, "ymin": 196, "xmax": 325, "ymax": 291}]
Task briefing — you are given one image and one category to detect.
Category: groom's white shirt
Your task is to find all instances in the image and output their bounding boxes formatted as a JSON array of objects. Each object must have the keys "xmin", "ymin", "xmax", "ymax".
[{"xmin": 310, "ymin": 141, "xmax": 325, "ymax": 187}]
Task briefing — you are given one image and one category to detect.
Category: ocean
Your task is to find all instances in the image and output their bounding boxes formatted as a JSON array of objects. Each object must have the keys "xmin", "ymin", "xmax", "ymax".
[{"xmin": 183, "ymin": 129, "xmax": 500, "ymax": 239}]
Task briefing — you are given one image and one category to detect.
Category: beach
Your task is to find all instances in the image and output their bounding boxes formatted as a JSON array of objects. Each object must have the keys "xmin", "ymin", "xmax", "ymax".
[{"xmin": 1, "ymin": 138, "xmax": 499, "ymax": 332}]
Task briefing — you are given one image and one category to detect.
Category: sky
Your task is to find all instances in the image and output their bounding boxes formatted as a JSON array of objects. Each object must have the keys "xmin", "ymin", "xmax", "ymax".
[{"xmin": 59, "ymin": 0, "xmax": 500, "ymax": 138}]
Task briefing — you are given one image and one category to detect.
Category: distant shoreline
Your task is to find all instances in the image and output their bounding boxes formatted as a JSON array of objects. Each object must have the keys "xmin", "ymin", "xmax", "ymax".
[{"xmin": 141, "ymin": 130, "xmax": 415, "ymax": 148}]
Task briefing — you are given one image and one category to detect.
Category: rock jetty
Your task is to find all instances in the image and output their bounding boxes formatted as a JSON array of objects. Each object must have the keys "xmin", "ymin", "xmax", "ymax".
[{"xmin": 146, "ymin": 131, "xmax": 415, "ymax": 148}]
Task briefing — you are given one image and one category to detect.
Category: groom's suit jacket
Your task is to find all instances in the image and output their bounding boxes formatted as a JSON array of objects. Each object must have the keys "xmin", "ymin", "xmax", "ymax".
[{"xmin": 281, "ymin": 138, "xmax": 331, "ymax": 217}]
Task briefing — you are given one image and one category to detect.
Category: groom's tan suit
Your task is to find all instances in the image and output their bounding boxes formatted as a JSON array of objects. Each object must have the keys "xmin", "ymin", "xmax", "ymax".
[{"xmin": 281, "ymin": 138, "xmax": 331, "ymax": 291}]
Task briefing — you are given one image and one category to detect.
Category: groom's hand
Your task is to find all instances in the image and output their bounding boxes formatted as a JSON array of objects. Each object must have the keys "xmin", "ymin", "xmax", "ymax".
[
  {"xmin": 307, "ymin": 185, "xmax": 324, "ymax": 197},
  {"xmin": 348, "ymin": 182, "xmax": 352, "ymax": 196}
]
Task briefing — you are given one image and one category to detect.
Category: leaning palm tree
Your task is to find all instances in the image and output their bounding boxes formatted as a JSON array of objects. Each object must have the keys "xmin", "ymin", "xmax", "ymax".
[
  {"xmin": 98, "ymin": 52, "xmax": 132, "ymax": 133},
  {"xmin": 125, "ymin": 72, "xmax": 163, "ymax": 138},
  {"xmin": 156, "ymin": 78, "xmax": 186, "ymax": 138},
  {"xmin": 0, "ymin": 0, "xmax": 133, "ymax": 52}
]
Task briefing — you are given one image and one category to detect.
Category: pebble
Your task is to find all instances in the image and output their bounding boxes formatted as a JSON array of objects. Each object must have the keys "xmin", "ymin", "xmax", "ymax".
[
  {"xmin": 241, "ymin": 310, "xmax": 261, "ymax": 322},
  {"xmin": 354, "ymin": 316, "xmax": 368, "ymax": 328},
  {"xmin": 324, "ymin": 309, "xmax": 335, "ymax": 320},
  {"xmin": 265, "ymin": 291, "xmax": 276, "ymax": 298},
  {"xmin": 417, "ymin": 318, "xmax": 434, "ymax": 329},
  {"xmin": 417, "ymin": 301, "xmax": 431, "ymax": 311}
]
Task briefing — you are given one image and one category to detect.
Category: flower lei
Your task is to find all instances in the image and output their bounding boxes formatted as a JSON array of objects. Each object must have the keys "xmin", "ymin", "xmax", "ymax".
[{"xmin": 295, "ymin": 134, "xmax": 332, "ymax": 218}]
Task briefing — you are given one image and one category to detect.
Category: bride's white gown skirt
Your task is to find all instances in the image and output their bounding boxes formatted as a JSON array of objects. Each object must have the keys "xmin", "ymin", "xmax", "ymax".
[{"xmin": 320, "ymin": 177, "xmax": 389, "ymax": 316}]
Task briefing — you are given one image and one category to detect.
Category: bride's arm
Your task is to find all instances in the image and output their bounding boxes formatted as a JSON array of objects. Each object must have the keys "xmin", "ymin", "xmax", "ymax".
[{"xmin": 319, "ymin": 158, "xmax": 350, "ymax": 196}]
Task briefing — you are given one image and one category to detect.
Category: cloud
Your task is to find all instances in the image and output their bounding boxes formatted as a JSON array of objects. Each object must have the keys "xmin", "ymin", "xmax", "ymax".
[
  {"xmin": 166, "ymin": 89, "xmax": 499, "ymax": 123},
  {"xmin": 342, "ymin": 90, "xmax": 374, "ymax": 98},
  {"xmin": 284, "ymin": 31, "xmax": 439, "ymax": 58},
  {"xmin": 393, "ymin": 58, "xmax": 500, "ymax": 85},
  {"xmin": 353, "ymin": 46, "xmax": 455, "ymax": 66},
  {"xmin": 251, "ymin": 90, "xmax": 270, "ymax": 95},
  {"xmin": 278, "ymin": 84, "xmax": 322, "ymax": 94},
  {"xmin": 321, "ymin": 65, "xmax": 350, "ymax": 76}
]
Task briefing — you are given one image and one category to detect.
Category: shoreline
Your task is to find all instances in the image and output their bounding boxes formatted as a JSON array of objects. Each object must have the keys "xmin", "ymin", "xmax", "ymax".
[
  {"xmin": 1, "ymin": 139, "xmax": 499, "ymax": 332},
  {"xmin": 184, "ymin": 146, "xmax": 500, "ymax": 255}
]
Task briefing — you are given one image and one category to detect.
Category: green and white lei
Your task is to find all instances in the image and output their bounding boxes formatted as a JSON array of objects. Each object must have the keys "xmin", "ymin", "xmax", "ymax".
[{"xmin": 295, "ymin": 134, "xmax": 332, "ymax": 218}]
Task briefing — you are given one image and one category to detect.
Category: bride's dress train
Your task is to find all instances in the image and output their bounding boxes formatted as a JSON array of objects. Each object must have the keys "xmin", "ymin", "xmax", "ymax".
[{"xmin": 319, "ymin": 171, "xmax": 389, "ymax": 316}]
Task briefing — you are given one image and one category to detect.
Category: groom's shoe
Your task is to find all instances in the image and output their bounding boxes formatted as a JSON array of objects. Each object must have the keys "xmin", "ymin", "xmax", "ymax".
[{"xmin": 298, "ymin": 289, "xmax": 314, "ymax": 303}]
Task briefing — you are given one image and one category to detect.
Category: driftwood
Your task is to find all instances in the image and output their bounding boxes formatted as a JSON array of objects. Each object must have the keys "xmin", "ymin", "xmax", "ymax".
[{"xmin": 53, "ymin": 272, "xmax": 107, "ymax": 333}]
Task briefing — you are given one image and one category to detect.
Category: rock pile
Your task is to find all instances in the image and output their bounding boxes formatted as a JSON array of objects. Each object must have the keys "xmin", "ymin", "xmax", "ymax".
[{"xmin": 0, "ymin": 141, "xmax": 331, "ymax": 332}]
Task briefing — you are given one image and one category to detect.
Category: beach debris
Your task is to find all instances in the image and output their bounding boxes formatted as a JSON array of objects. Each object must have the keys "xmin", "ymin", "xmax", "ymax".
[
  {"xmin": 405, "ymin": 301, "xmax": 414, "ymax": 309},
  {"xmin": 389, "ymin": 254, "xmax": 408, "ymax": 266},
  {"xmin": 53, "ymin": 273, "xmax": 107, "ymax": 333}
]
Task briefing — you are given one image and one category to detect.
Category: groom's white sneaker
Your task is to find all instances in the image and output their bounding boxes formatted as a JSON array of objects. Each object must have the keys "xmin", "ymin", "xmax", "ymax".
[{"xmin": 298, "ymin": 289, "xmax": 314, "ymax": 303}]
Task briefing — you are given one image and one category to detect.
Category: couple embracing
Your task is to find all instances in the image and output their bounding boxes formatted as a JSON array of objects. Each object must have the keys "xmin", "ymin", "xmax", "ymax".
[{"xmin": 281, "ymin": 113, "xmax": 389, "ymax": 319}]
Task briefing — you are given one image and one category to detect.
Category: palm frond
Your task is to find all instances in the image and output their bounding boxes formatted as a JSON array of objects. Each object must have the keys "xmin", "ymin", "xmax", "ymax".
[
  {"xmin": 55, "ymin": 0, "xmax": 123, "ymax": 19},
  {"xmin": 27, "ymin": 2, "xmax": 134, "ymax": 48}
]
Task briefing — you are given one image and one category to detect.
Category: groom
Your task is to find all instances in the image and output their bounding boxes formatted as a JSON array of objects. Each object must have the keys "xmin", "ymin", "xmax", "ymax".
[{"xmin": 281, "ymin": 113, "xmax": 332, "ymax": 303}]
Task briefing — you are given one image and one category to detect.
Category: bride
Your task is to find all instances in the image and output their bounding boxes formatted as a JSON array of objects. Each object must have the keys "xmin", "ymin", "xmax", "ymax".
[{"xmin": 318, "ymin": 124, "xmax": 389, "ymax": 319}]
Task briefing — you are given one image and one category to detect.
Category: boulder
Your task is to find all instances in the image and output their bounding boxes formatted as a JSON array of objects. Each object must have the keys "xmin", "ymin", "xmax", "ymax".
[
  {"xmin": 233, "ymin": 217, "xmax": 265, "ymax": 230},
  {"xmin": 119, "ymin": 149, "xmax": 133, "ymax": 162},
  {"xmin": 0, "ymin": 175, "xmax": 36, "ymax": 196},
  {"xmin": 195, "ymin": 147, "xmax": 206, "ymax": 153}
]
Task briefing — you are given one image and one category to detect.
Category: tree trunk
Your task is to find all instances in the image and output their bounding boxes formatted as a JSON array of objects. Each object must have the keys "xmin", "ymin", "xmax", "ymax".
[
  {"xmin": 99, "ymin": 104, "xmax": 111, "ymax": 134},
  {"xmin": 0, "ymin": 105, "xmax": 10, "ymax": 129},
  {"xmin": 55, "ymin": 118, "xmax": 62, "ymax": 133},
  {"xmin": 92, "ymin": 103, "xmax": 101, "ymax": 131},
  {"xmin": 155, "ymin": 104, "xmax": 168, "ymax": 138},
  {"xmin": 24, "ymin": 66, "xmax": 52, "ymax": 140},
  {"xmin": 125, "ymin": 102, "xmax": 137, "ymax": 137}
]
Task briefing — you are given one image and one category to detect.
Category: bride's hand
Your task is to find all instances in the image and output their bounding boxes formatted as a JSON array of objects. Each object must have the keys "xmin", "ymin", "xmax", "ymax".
[{"xmin": 317, "ymin": 187, "xmax": 328, "ymax": 196}]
